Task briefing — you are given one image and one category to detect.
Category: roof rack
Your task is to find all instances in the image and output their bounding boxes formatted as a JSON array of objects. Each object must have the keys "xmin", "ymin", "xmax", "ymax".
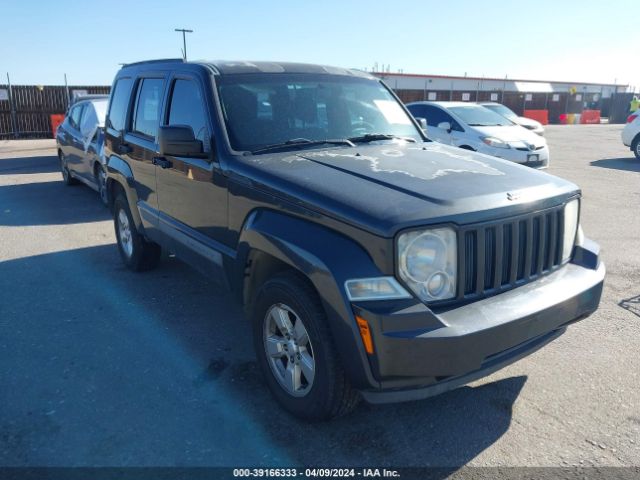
[{"xmin": 121, "ymin": 58, "xmax": 185, "ymax": 68}]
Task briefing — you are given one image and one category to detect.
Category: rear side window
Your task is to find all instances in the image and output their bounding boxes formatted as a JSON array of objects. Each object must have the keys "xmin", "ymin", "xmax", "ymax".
[
  {"xmin": 69, "ymin": 104, "xmax": 85, "ymax": 129},
  {"xmin": 132, "ymin": 78, "xmax": 164, "ymax": 139},
  {"xmin": 167, "ymin": 79, "xmax": 210, "ymax": 152},
  {"xmin": 107, "ymin": 77, "xmax": 133, "ymax": 131}
]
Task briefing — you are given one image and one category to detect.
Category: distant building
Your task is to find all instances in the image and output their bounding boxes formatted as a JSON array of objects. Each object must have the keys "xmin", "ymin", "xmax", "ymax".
[{"xmin": 372, "ymin": 72, "xmax": 630, "ymax": 123}]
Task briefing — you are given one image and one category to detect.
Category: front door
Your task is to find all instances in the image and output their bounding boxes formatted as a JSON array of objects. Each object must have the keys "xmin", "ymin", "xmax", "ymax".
[{"xmin": 155, "ymin": 75, "xmax": 229, "ymax": 280}]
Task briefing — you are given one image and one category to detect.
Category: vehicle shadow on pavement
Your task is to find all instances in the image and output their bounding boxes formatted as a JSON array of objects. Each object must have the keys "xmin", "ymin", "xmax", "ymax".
[
  {"xmin": 619, "ymin": 295, "xmax": 640, "ymax": 318},
  {"xmin": 0, "ymin": 155, "xmax": 61, "ymax": 175},
  {"xmin": 0, "ymin": 244, "xmax": 526, "ymax": 469},
  {"xmin": 0, "ymin": 180, "xmax": 110, "ymax": 226},
  {"xmin": 226, "ymin": 363, "xmax": 527, "ymax": 469},
  {"xmin": 589, "ymin": 157, "xmax": 640, "ymax": 172}
]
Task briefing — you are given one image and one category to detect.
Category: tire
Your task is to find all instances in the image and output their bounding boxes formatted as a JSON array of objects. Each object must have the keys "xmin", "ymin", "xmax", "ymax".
[
  {"xmin": 59, "ymin": 151, "xmax": 79, "ymax": 186},
  {"xmin": 95, "ymin": 164, "xmax": 109, "ymax": 206},
  {"xmin": 113, "ymin": 194, "xmax": 161, "ymax": 272},
  {"xmin": 252, "ymin": 271, "xmax": 360, "ymax": 421},
  {"xmin": 632, "ymin": 135, "xmax": 640, "ymax": 160}
]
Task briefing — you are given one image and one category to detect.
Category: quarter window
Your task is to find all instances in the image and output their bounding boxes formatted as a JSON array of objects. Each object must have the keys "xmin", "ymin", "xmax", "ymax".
[
  {"xmin": 167, "ymin": 79, "xmax": 210, "ymax": 151},
  {"xmin": 132, "ymin": 78, "xmax": 164, "ymax": 139}
]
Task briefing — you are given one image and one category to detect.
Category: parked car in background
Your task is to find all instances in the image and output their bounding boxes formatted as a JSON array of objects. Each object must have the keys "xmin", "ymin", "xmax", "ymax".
[
  {"xmin": 406, "ymin": 101, "xmax": 550, "ymax": 168},
  {"xmin": 480, "ymin": 102, "xmax": 545, "ymax": 136},
  {"xmin": 622, "ymin": 111, "xmax": 640, "ymax": 159},
  {"xmin": 102, "ymin": 59, "xmax": 603, "ymax": 420},
  {"xmin": 56, "ymin": 95, "xmax": 109, "ymax": 204}
]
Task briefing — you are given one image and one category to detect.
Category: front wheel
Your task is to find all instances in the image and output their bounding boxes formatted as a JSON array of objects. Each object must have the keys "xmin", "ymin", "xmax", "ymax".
[
  {"xmin": 113, "ymin": 194, "xmax": 161, "ymax": 271},
  {"xmin": 252, "ymin": 271, "xmax": 360, "ymax": 420}
]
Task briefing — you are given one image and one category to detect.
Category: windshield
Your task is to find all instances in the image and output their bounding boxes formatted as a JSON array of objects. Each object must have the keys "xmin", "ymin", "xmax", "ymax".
[
  {"xmin": 216, "ymin": 73, "xmax": 423, "ymax": 153},
  {"xmin": 449, "ymin": 105, "xmax": 515, "ymax": 127},
  {"xmin": 482, "ymin": 103, "xmax": 517, "ymax": 120}
]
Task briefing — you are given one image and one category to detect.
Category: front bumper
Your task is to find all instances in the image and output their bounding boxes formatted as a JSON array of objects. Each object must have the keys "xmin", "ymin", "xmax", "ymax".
[{"xmin": 353, "ymin": 244, "xmax": 604, "ymax": 403}]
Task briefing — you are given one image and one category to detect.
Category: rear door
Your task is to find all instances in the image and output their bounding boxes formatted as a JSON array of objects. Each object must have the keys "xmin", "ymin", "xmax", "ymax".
[
  {"xmin": 155, "ymin": 73, "xmax": 230, "ymax": 279},
  {"xmin": 122, "ymin": 75, "xmax": 168, "ymax": 228},
  {"xmin": 65, "ymin": 103, "xmax": 86, "ymax": 172}
]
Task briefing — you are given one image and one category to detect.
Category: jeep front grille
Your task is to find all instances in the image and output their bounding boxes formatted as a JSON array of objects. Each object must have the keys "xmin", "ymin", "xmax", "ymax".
[{"xmin": 457, "ymin": 205, "xmax": 565, "ymax": 301}]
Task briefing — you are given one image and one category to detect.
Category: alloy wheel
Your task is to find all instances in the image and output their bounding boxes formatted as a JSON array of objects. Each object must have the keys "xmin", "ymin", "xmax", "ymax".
[
  {"xmin": 117, "ymin": 209, "xmax": 133, "ymax": 259},
  {"xmin": 98, "ymin": 167, "xmax": 108, "ymax": 204},
  {"xmin": 263, "ymin": 303, "xmax": 315, "ymax": 397}
]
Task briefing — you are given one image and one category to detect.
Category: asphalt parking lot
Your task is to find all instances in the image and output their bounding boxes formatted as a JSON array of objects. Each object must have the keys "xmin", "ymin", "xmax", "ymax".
[{"xmin": 1, "ymin": 126, "xmax": 638, "ymax": 469}]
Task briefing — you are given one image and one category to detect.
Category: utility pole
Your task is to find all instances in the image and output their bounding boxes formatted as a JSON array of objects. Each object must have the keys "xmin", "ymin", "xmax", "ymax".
[
  {"xmin": 174, "ymin": 28, "xmax": 193, "ymax": 60},
  {"xmin": 64, "ymin": 73, "xmax": 70, "ymax": 110}
]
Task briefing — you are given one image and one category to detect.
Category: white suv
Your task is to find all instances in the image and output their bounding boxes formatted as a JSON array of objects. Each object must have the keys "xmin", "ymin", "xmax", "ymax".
[{"xmin": 622, "ymin": 111, "xmax": 640, "ymax": 159}]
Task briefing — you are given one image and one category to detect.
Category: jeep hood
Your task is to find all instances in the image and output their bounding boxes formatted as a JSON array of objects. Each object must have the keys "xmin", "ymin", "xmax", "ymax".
[{"xmin": 236, "ymin": 142, "xmax": 579, "ymax": 237}]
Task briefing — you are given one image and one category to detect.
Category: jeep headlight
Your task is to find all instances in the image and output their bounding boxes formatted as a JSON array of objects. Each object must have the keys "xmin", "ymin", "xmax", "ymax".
[
  {"xmin": 398, "ymin": 227, "xmax": 457, "ymax": 302},
  {"xmin": 562, "ymin": 199, "xmax": 580, "ymax": 262}
]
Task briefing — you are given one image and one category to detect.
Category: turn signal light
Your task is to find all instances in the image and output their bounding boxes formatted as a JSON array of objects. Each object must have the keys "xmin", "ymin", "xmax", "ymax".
[{"xmin": 355, "ymin": 315, "xmax": 374, "ymax": 355}]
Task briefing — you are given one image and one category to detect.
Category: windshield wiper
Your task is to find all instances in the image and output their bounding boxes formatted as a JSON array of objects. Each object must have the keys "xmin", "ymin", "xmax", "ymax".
[
  {"xmin": 250, "ymin": 138, "xmax": 354, "ymax": 155},
  {"xmin": 348, "ymin": 133, "xmax": 416, "ymax": 143}
]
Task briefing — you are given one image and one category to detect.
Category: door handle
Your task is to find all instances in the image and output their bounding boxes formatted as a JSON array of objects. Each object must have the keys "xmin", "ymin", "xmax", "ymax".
[
  {"xmin": 152, "ymin": 156, "xmax": 172, "ymax": 169},
  {"xmin": 118, "ymin": 143, "xmax": 132, "ymax": 154}
]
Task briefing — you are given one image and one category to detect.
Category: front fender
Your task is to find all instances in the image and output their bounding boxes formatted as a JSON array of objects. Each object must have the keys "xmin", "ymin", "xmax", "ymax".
[{"xmin": 235, "ymin": 209, "xmax": 383, "ymax": 390}]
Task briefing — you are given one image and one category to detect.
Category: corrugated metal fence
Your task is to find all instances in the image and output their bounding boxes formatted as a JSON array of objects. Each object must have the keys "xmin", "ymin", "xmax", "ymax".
[
  {"xmin": 0, "ymin": 84, "xmax": 110, "ymax": 139},
  {"xmin": 392, "ymin": 88, "xmax": 613, "ymax": 124}
]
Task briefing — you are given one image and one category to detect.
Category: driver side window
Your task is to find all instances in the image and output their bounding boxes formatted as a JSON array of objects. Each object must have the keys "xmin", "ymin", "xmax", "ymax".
[
  {"xmin": 167, "ymin": 79, "xmax": 210, "ymax": 152},
  {"xmin": 423, "ymin": 105, "xmax": 463, "ymax": 131}
]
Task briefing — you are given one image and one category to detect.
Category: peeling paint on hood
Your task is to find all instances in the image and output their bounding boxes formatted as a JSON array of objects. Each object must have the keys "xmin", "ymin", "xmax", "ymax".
[
  {"xmin": 235, "ymin": 141, "xmax": 579, "ymax": 236},
  {"xmin": 301, "ymin": 143, "xmax": 506, "ymax": 181}
]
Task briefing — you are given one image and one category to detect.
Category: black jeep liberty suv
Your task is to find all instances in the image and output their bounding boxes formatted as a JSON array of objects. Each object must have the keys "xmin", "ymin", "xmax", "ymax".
[{"xmin": 103, "ymin": 59, "xmax": 605, "ymax": 420}]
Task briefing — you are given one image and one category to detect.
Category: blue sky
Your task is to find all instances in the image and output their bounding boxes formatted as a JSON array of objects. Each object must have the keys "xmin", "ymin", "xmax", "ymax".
[{"xmin": 1, "ymin": 0, "xmax": 638, "ymax": 89}]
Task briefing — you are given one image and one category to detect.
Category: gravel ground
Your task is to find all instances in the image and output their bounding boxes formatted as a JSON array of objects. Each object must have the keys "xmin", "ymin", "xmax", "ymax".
[{"xmin": 0, "ymin": 126, "xmax": 638, "ymax": 469}]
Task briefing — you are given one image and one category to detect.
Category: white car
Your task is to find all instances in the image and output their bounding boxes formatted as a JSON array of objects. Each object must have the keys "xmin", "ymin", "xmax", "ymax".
[
  {"xmin": 480, "ymin": 102, "xmax": 545, "ymax": 136},
  {"xmin": 622, "ymin": 111, "xmax": 640, "ymax": 159},
  {"xmin": 406, "ymin": 101, "xmax": 550, "ymax": 168}
]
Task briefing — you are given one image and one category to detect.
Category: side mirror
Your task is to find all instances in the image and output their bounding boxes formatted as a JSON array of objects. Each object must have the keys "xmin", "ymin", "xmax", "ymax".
[
  {"xmin": 437, "ymin": 121, "xmax": 452, "ymax": 133},
  {"xmin": 158, "ymin": 125, "xmax": 204, "ymax": 157},
  {"xmin": 415, "ymin": 117, "xmax": 427, "ymax": 131}
]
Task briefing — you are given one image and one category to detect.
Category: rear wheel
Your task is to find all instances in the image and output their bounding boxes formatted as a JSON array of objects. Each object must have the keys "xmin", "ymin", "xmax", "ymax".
[
  {"xmin": 252, "ymin": 271, "xmax": 360, "ymax": 420},
  {"xmin": 632, "ymin": 135, "xmax": 640, "ymax": 160},
  {"xmin": 59, "ymin": 151, "xmax": 78, "ymax": 186},
  {"xmin": 113, "ymin": 194, "xmax": 161, "ymax": 271}
]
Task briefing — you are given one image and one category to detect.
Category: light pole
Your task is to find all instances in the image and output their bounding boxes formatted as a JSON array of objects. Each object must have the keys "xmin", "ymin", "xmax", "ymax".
[{"xmin": 174, "ymin": 28, "xmax": 193, "ymax": 60}]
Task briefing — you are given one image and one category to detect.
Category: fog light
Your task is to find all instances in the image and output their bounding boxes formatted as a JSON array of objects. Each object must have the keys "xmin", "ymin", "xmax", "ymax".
[{"xmin": 426, "ymin": 271, "xmax": 449, "ymax": 297}]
